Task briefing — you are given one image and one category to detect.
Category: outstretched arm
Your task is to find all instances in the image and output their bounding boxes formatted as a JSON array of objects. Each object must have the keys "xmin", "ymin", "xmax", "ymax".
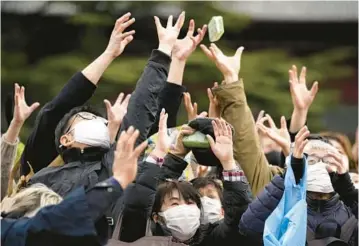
[
  {"xmin": 2, "ymin": 84, "xmax": 40, "ymax": 199},
  {"xmin": 21, "ymin": 13, "xmax": 136, "ymax": 175}
]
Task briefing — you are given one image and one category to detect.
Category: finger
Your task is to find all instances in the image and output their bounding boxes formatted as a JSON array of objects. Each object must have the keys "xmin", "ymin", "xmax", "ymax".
[
  {"xmin": 296, "ymin": 126, "xmax": 308, "ymax": 140},
  {"xmin": 280, "ymin": 116, "xmax": 288, "ymax": 130},
  {"xmin": 14, "ymin": 83, "xmax": 20, "ymax": 105},
  {"xmin": 104, "ymin": 99, "xmax": 112, "ymax": 113},
  {"xmin": 127, "ymin": 129, "xmax": 140, "ymax": 152},
  {"xmin": 192, "ymin": 25, "xmax": 207, "ymax": 44},
  {"xmin": 310, "ymin": 81, "xmax": 319, "ymax": 98},
  {"xmin": 212, "ymin": 120, "xmax": 219, "ymax": 139},
  {"xmin": 121, "ymin": 35, "xmax": 134, "ymax": 47},
  {"xmin": 296, "ymin": 129, "xmax": 310, "ymax": 145},
  {"xmin": 198, "ymin": 111, "xmax": 208, "ymax": 118},
  {"xmin": 215, "ymin": 118, "xmax": 225, "ymax": 136},
  {"xmin": 175, "ymin": 11, "xmax": 185, "ymax": 29},
  {"xmin": 292, "ymin": 65, "xmax": 298, "ymax": 81},
  {"xmin": 133, "ymin": 140, "xmax": 149, "ymax": 157},
  {"xmin": 266, "ymin": 114, "xmax": 276, "ymax": 129},
  {"xmin": 119, "ymin": 18, "xmax": 136, "ymax": 32},
  {"xmin": 127, "ymin": 126, "xmax": 135, "ymax": 135},
  {"xmin": 115, "ymin": 93, "xmax": 125, "ymax": 105},
  {"xmin": 181, "ymin": 125, "xmax": 195, "ymax": 132},
  {"xmin": 200, "ymin": 44, "xmax": 214, "ymax": 60},
  {"xmin": 166, "ymin": 15, "xmax": 173, "ymax": 28},
  {"xmin": 327, "ymin": 151, "xmax": 343, "ymax": 162},
  {"xmin": 154, "ymin": 16, "xmax": 163, "ymax": 31},
  {"xmin": 256, "ymin": 110, "xmax": 265, "ymax": 122},
  {"xmin": 257, "ymin": 116, "xmax": 269, "ymax": 126},
  {"xmin": 226, "ymin": 125, "xmax": 233, "ymax": 140},
  {"xmin": 209, "ymin": 46, "xmax": 218, "ymax": 60},
  {"xmin": 220, "ymin": 119, "xmax": 228, "ymax": 136},
  {"xmin": 193, "ymin": 102, "xmax": 198, "ymax": 115},
  {"xmin": 117, "ymin": 130, "xmax": 128, "ymax": 151},
  {"xmin": 182, "ymin": 129, "xmax": 195, "ymax": 136},
  {"xmin": 325, "ymin": 164, "xmax": 336, "ymax": 173},
  {"xmin": 210, "ymin": 43, "xmax": 222, "ymax": 56},
  {"xmin": 207, "ymin": 88, "xmax": 214, "ymax": 101},
  {"xmin": 257, "ymin": 124, "xmax": 268, "ymax": 135},
  {"xmin": 235, "ymin": 46, "xmax": 244, "ymax": 60},
  {"xmin": 114, "ymin": 13, "xmax": 131, "ymax": 30},
  {"xmin": 20, "ymin": 86, "xmax": 25, "ymax": 101},
  {"xmin": 121, "ymin": 30, "xmax": 136, "ymax": 39},
  {"xmin": 29, "ymin": 102, "xmax": 40, "ymax": 113},
  {"xmin": 288, "ymin": 70, "xmax": 295, "ymax": 84},
  {"xmin": 187, "ymin": 19, "xmax": 195, "ymax": 37},
  {"xmin": 299, "ymin": 66, "xmax": 306, "ymax": 84},
  {"xmin": 206, "ymin": 134, "xmax": 216, "ymax": 149},
  {"xmin": 298, "ymin": 139, "xmax": 309, "ymax": 155},
  {"xmin": 213, "ymin": 82, "xmax": 218, "ymax": 88},
  {"xmin": 122, "ymin": 94, "xmax": 131, "ymax": 107}
]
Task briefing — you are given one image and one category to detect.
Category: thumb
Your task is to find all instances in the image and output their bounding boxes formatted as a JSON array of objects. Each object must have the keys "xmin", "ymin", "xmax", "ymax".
[
  {"xmin": 104, "ymin": 99, "xmax": 112, "ymax": 112},
  {"xmin": 235, "ymin": 46, "xmax": 244, "ymax": 60},
  {"xmin": 280, "ymin": 116, "xmax": 287, "ymax": 130},
  {"xmin": 206, "ymin": 134, "xmax": 215, "ymax": 149},
  {"xmin": 29, "ymin": 102, "xmax": 40, "ymax": 113},
  {"xmin": 122, "ymin": 35, "xmax": 134, "ymax": 47},
  {"xmin": 198, "ymin": 111, "xmax": 208, "ymax": 118}
]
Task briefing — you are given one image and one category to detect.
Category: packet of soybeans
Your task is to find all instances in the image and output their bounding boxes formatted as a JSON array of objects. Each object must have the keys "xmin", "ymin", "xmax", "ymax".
[{"xmin": 208, "ymin": 16, "xmax": 224, "ymax": 42}]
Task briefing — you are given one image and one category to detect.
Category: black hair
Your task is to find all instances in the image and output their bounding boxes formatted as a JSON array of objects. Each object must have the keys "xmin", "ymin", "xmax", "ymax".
[
  {"xmin": 307, "ymin": 134, "xmax": 332, "ymax": 145},
  {"xmin": 54, "ymin": 105, "xmax": 104, "ymax": 155},
  {"xmin": 191, "ymin": 177, "xmax": 223, "ymax": 204},
  {"xmin": 151, "ymin": 180, "xmax": 202, "ymax": 215}
]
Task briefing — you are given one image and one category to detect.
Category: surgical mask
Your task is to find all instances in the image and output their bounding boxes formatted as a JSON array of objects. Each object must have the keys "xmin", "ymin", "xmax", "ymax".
[
  {"xmin": 200, "ymin": 196, "xmax": 222, "ymax": 224},
  {"xmin": 307, "ymin": 162, "xmax": 334, "ymax": 193},
  {"xmin": 158, "ymin": 204, "xmax": 200, "ymax": 242},
  {"xmin": 73, "ymin": 119, "xmax": 110, "ymax": 149}
]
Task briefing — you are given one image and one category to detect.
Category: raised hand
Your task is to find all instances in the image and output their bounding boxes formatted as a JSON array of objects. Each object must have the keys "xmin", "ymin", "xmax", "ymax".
[
  {"xmin": 105, "ymin": 13, "xmax": 136, "ymax": 58},
  {"xmin": 151, "ymin": 109, "xmax": 170, "ymax": 158},
  {"xmin": 172, "ymin": 125, "xmax": 195, "ymax": 158},
  {"xmin": 104, "ymin": 93, "xmax": 131, "ymax": 126},
  {"xmin": 326, "ymin": 151, "xmax": 348, "ymax": 174},
  {"xmin": 113, "ymin": 126, "xmax": 148, "ymax": 189},
  {"xmin": 172, "ymin": 19, "xmax": 207, "ymax": 61},
  {"xmin": 13, "ymin": 83, "xmax": 40, "ymax": 125},
  {"xmin": 154, "ymin": 11, "xmax": 185, "ymax": 56},
  {"xmin": 183, "ymin": 92, "xmax": 208, "ymax": 122},
  {"xmin": 256, "ymin": 114, "xmax": 291, "ymax": 156},
  {"xmin": 206, "ymin": 118, "xmax": 236, "ymax": 170},
  {"xmin": 207, "ymin": 82, "xmax": 220, "ymax": 118},
  {"xmin": 292, "ymin": 126, "xmax": 310, "ymax": 159},
  {"xmin": 289, "ymin": 65, "xmax": 319, "ymax": 112},
  {"xmin": 200, "ymin": 43, "xmax": 244, "ymax": 83}
]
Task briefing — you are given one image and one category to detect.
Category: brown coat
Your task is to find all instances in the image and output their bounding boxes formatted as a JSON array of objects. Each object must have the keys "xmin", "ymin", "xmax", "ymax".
[
  {"xmin": 1, "ymin": 135, "xmax": 18, "ymax": 200},
  {"xmin": 213, "ymin": 80, "xmax": 284, "ymax": 196}
]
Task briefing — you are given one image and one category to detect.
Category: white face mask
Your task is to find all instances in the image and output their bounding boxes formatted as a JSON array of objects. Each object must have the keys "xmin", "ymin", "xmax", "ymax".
[
  {"xmin": 73, "ymin": 119, "xmax": 110, "ymax": 149},
  {"xmin": 159, "ymin": 204, "xmax": 201, "ymax": 242},
  {"xmin": 307, "ymin": 162, "xmax": 334, "ymax": 193},
  {"xmin": 200, "ymin": 196, "xmax": 222, "ymax": 224}
]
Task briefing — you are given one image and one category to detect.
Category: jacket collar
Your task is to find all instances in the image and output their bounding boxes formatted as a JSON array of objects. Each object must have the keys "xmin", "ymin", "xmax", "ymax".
[
  {"xmin": 307, "ymin": 193, "xmax": 341, "ymax": 215},
  {"xmin": 62, "ymin": 147, "xmax": 108, "ymax": 163}
]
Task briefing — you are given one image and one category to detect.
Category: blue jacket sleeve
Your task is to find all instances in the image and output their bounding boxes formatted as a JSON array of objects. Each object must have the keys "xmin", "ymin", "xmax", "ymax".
[{"xmin": 20, "ymin": 72, "xmax": 97, "ymax": 175}]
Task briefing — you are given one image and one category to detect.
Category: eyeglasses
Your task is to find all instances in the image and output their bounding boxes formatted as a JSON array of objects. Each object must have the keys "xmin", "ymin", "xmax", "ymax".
[
  {"xmin": 307, "ymin": 155, "xmax": 336, "ymax": 165},
  {"xmin": 64, "ymin": 112, "xmax": 108, "ymax": 134}
]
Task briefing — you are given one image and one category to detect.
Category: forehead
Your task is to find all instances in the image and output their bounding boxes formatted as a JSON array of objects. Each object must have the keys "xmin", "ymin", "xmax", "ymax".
[
  {"xmin": 199, "ymin": 184, "xmax": 219, "ymax": 196},
  {"xmin": 164, "ymin": 189, "xmax": 181, "ymax": 201},
  {"xmin": 304, "ymin": 140, "xmax": 337, "ymax": 155},
  {"xmin": 329, "ymin": 139, "xmax": 345, "ymax": 152}
]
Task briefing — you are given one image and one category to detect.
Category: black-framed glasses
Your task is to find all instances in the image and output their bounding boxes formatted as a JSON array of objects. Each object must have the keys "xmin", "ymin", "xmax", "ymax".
[
  {"xmin": 307, "ymin": 155, "xmax": 336, "ymax": 165},
  {"xmin": 64, "ymin": 112, "xmax": 108, "ymax": 134}
]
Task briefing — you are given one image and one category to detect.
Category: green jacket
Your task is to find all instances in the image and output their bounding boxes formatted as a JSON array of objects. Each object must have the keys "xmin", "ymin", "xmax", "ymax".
[{"xmin": 213, "ymin": 80, "xmax": 284, "ymax": 196}]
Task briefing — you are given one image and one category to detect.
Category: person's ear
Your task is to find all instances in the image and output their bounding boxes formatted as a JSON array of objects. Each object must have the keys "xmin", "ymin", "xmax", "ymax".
[{"xmin": 60, "ymin": 134, "xmax": 75, "ymax": 148}]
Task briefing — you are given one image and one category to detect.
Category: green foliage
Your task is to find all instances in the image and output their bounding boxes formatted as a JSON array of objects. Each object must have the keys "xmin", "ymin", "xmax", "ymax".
[{"xmin": 1, "ymin": 1, "xmax": 355, "ymax": 140}]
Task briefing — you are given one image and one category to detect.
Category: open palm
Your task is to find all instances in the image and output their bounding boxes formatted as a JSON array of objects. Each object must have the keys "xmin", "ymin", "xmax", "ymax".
[
  {"xmin": 289, "ymin": 65, "xmax": 319, "ymax": 111},
  {"xmin": 172, "ymin": 19, "xmax": 207, "ymax": 61},
  {"xmin": 207, "ymin": 118, "xmax": 233, "ymax": 165},
  {"xmin": 13, "ymin": 83, "xmax": 40, "ymax": 124}
]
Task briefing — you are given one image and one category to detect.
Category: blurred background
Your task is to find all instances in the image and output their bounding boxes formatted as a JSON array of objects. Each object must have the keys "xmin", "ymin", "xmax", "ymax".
[{"xmin": 1, "ymin": 1, "xmax": 358, "ymax": 140}]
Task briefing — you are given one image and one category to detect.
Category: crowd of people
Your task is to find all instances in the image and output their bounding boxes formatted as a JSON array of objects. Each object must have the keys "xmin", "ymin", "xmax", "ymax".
[{"xmin": 1, "ymin": 12, "xmax": 358, "ymax": 246}]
